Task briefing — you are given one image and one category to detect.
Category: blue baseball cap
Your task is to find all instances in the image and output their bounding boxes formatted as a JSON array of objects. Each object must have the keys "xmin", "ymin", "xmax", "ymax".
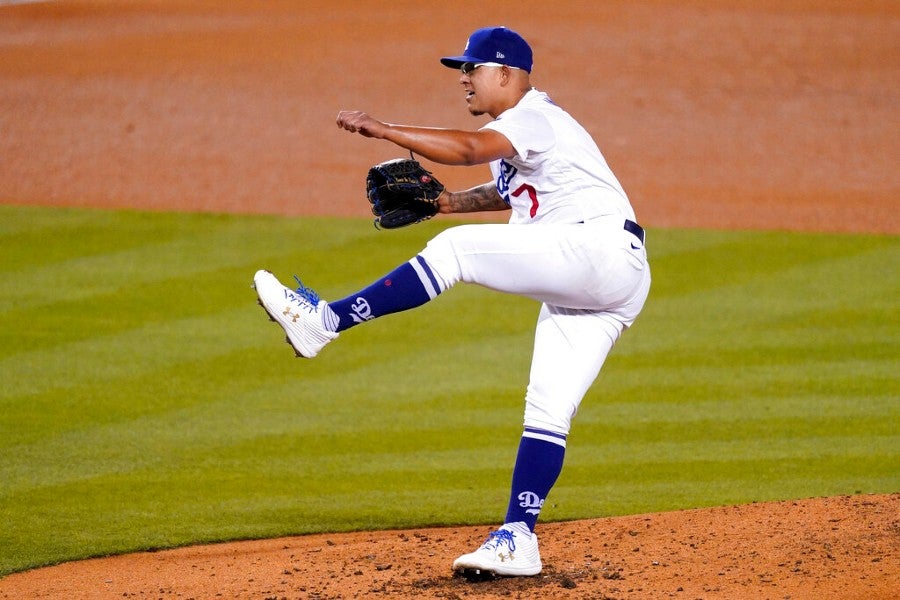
[{"xmin": 440, "ymin": 27, "xmax": 533, "ymax": 73}]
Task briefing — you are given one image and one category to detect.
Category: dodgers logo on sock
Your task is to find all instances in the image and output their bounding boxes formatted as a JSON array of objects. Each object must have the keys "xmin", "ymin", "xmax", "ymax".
[
  {"xmin": 518, "ymin": 491, "xmax": 544, "ymax": 516},
  {"xmin": 350, "ymin": 297, "xmax": 373, "ymax": 323}
]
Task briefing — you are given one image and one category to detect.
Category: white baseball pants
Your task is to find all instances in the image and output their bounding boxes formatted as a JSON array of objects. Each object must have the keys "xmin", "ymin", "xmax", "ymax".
[{"xmin": 418, "ymin": 215, "xmax": 651, "ymax": 436}]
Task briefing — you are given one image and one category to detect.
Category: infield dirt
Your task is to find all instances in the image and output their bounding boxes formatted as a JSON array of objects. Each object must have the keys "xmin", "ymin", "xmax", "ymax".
[{"xmin": 0, "ymin": 1, "xmax": 897, "ymax": 598}]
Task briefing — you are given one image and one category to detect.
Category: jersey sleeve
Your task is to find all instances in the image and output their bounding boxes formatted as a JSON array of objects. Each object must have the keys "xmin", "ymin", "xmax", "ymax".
[{"xmin": 482, "ymin": 108, "xmax": 555, "ymax": 161}]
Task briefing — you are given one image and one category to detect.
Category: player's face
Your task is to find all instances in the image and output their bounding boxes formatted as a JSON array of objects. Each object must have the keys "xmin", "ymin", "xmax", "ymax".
[{"xmin": 459, "ymin": 62, "xmax": 504, "ymax": 117}]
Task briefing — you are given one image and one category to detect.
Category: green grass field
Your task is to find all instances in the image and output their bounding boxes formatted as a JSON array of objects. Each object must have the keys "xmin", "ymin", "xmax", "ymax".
[{"xmin": 1, "ymin": 205, "xmax": 897, "ymax": 576}]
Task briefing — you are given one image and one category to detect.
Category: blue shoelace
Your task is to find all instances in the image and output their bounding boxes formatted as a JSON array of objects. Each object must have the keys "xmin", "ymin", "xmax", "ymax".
[
  {"xmin": 293, "ymin": 275, "xmax": 321, "ymax": 305},
  {"xmin": 484, "ymin": 528, "xmax": 517, "ymax": 552}
]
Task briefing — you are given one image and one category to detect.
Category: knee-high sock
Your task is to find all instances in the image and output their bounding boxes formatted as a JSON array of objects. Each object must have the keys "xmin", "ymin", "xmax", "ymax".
[
  {"xmin": 324, "ymin": 255, "xmax": 442, "ymax": 332},
  {"xmin": 504, "ymin": 428, "xmax": 566, "ymax": 532}
]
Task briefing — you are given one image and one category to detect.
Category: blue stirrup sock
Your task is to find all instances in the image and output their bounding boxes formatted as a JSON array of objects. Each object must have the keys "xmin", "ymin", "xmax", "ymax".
[
  {"xmin": 324, "ymin": 255, "xmax": 442, "ymax": 333},
  {"xmin": 504, "ymin": 428, "xmax": 567, "ymax": 533}
]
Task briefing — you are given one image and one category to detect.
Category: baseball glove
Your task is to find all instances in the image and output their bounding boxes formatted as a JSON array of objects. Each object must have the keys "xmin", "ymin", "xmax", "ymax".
[{"xmin": 366, "ymin": 158, "xmax": 444, "ymax": 229}]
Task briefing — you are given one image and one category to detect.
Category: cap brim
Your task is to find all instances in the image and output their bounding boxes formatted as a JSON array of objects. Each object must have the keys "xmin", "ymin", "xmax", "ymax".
[{"xmin": 440, "ymin": 55, "xmax": 479, "ymax": 69}]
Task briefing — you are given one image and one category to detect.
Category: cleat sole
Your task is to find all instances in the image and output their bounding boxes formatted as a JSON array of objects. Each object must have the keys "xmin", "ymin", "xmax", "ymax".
[
  {"xmin": 256, "ymin": 298, "xmax": 277, "ymax": 322},
  {"xmin": 455, "ymin": 568, "xmax": 496, "ymax": 582}
]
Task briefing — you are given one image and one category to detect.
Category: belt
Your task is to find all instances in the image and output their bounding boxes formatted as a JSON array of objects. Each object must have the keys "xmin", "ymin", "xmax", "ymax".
[{"xmin": 624, "ymin": 219, "xmax": 645, "ymax": 244}]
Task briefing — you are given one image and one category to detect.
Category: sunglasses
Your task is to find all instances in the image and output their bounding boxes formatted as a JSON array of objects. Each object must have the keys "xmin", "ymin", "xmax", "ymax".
[{"xmin": 460, "ymin": 61, "xmax": 514, "ymax": 75}]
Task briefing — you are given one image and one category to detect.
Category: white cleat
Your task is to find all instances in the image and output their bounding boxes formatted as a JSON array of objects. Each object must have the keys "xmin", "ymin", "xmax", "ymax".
[
  {"xmin": 452, "ymin": 524, "xmax": 542, "ymax": 578},
  {"xmin": 253, "ymin": 269, "xmax": 338, "ymax": 358}
]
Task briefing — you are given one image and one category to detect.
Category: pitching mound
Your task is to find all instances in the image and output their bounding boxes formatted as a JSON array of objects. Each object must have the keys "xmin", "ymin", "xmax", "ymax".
[{"xmin": 1, "ymin": 494, "xmax": 896, "ymax": 599}]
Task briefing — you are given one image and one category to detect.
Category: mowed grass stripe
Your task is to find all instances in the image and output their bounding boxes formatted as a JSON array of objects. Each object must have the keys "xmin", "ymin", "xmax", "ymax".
[
  {"xmin": 7, "ymin": 390, "xmax": 892, "ymax": 493},
  {"xmin": 547, "ymin": 465, "xmax": 900, "ymax": 519},
  {"xmin": 0, "ymin": 308, "xmax": 531, "ymax": 443},
  {"xmin": 0, "ymin": 205, "xmax": 897, "ymax": 576}
]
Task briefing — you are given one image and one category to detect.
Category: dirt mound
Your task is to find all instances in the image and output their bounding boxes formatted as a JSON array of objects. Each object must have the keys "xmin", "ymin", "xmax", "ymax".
[{"xmin": 2, "ymin": 494, "xmax": 897, "ymax": 599}]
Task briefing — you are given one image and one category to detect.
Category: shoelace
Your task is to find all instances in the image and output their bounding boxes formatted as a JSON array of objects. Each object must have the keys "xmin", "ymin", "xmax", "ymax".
[
  {"xmin": 293, "ymin": 275, "xmax": 321, "ymax": 305},
  {"xmin": 483, "ymin": 528, "xmax": 517, "ymax": 552}
]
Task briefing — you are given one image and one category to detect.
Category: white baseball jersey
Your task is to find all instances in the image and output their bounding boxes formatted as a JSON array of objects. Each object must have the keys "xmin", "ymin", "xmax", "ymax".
[{"xmin": 481, "ymin": 88, "xmax": 635, "ymax": 225}]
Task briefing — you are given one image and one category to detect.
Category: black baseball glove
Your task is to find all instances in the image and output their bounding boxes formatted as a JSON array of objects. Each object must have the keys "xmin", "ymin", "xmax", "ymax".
[{"xmin": 366, "ymin": 158, "xmax": 444, "ymax": 229}]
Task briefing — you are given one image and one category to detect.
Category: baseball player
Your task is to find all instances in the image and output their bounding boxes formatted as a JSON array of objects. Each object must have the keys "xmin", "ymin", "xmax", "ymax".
[{"xmin": 254, "ymin": 26, "xmax": 650, "ymax": 578}]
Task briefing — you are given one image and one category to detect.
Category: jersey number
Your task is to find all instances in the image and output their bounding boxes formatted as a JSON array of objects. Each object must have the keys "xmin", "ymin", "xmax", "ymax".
[{"xmin": 512, "ymin": 183, "xmax": 539, "ymax": 218}]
